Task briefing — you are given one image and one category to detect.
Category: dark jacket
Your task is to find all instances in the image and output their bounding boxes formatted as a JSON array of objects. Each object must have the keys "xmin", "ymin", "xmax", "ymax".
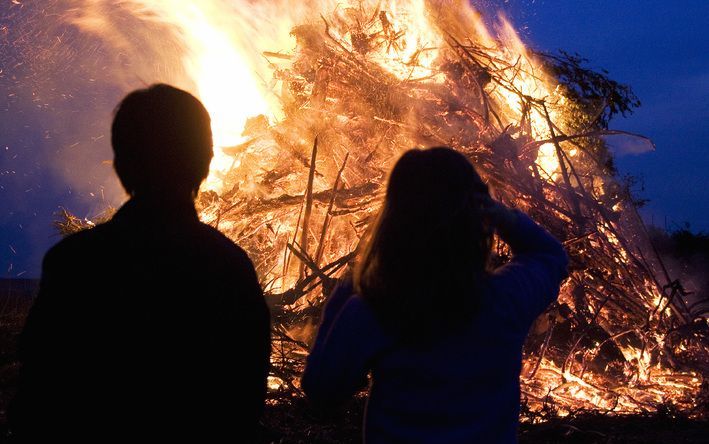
[
  {"xmin": 302, "ymin": 212, "xmax": 568, "ymax": 444},
  {"xmin": 10, "ymin": 197, "xmax": 270, "ymax": 441}
]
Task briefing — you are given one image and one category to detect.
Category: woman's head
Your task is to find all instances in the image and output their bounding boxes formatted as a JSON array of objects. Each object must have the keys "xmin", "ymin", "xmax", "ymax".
[{"xmin": 355, "ymin": 147, "xmax": 493, "ymax": 340}]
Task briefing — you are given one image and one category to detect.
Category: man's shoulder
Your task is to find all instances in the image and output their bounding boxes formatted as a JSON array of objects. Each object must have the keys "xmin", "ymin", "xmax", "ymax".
[
  {"xmin": 44, "ymin": 222, "xmax": 115, "ymax": 264},
  {"xmin": 191, "ymin": 223, "xmax": 264, "ymax": 304},
  {"xmin": 192, "ymin": 222, "xmax": 253, "ymax": 265}
]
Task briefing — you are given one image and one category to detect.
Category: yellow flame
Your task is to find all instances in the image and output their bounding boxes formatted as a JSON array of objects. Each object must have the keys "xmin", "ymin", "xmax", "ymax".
[
  {"xmin": 93, "ymin": 0, "xmax": 570, "ymax": 190},
  {"xmin": 535, "ymin": 143, "xmax": 560, "ymax": 180},
  {"xmin": 179, "ymin": 5, "xmax": 272, "ymax": 188}
]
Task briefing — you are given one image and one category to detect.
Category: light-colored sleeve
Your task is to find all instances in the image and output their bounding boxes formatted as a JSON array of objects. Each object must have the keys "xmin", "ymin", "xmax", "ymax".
[
  {"xmin": 490, "ymin": 212, "xmax": 569, "ymax": 330},
  {"xmin": 301, "ymin": 284, "xmax": 388, "ymax": 408}
]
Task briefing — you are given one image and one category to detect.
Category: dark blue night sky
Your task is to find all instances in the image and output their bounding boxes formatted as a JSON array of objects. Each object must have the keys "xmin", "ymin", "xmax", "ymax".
[
  {"xmin": 500, "ymin": 0, "xmax": 709, "ymax": 233},
  {"xmin": 1, "ymin": 0, "xmax": 708, "ymax": 278}
]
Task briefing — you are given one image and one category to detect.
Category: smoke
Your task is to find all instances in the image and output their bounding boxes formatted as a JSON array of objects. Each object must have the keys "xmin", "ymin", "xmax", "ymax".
[
  {"xmin": 0, "ymin": 1, "xmax": 169, "ymax": 275},
  {"xmin": 1, "ymin": 0, "xmax": 211, "ymax": 215}
]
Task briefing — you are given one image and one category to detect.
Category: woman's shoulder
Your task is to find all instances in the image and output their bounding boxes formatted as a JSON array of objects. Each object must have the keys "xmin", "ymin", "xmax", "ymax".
[
  {"xmin": 315, "ymin": 280, "xmax": 393, "ymax": 354},
  {"xmin": 325, "ymin": 280, "xmax": 375, "ymax": 320}
]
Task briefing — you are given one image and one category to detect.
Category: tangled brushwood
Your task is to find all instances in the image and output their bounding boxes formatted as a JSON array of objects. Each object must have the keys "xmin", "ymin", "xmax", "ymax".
[{"xmin": 60, "ymin": 2, "xmax": 708, "ymax": 418}]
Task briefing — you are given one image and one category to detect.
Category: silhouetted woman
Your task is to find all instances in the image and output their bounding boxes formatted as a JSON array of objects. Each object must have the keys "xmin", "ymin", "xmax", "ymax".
[{"xmin": 302, "ymin": 147, "xmax": 568, "ymax": 443}]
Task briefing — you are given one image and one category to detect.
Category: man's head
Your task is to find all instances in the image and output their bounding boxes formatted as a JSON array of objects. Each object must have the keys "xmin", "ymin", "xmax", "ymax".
[{"xmin": 111, "ymin": 84, "xmax": 213, "ymax": 198}]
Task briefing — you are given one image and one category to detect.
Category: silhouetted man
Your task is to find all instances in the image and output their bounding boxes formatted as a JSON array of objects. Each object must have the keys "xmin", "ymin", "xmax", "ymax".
[{"xmin": 10, "ymin": 84, "xmax": 270, "ymax": 441}]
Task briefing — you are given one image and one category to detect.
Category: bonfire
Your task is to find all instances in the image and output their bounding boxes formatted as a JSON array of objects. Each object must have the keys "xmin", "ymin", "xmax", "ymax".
[{"xmin": 56, "ymin": 0, "xmax": 708, "ymax": 419}]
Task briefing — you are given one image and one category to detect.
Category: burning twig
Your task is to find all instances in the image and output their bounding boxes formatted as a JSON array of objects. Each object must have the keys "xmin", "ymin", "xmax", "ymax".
[
  {"xmin": 298, "ymin": 137, "xmax": 319, "ymax": 279},
  {"xmin": 314, "ymin": 153, "xmax": 349, "ymax": 267}
]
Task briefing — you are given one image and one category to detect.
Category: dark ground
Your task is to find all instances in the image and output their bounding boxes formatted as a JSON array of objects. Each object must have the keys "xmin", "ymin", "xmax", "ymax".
[
  {"xmin": 258, "ymin": 397, "xmax": 709, "ymax": 444},
  {"xmin": 1, "ymin": 280, "xmax": 707, "ymax": 443}
]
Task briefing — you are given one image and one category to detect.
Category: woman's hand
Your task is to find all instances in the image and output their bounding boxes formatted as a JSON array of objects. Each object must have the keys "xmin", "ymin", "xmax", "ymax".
[{"xmin": 474, "ymin": 194, "xmax": 519, "ymax": 232}]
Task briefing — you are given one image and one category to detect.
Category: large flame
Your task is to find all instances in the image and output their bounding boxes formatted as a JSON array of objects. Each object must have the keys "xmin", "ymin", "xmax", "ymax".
[{"xmin": 85, "ymin": 0, "xmax": 563, "ymax": 189}]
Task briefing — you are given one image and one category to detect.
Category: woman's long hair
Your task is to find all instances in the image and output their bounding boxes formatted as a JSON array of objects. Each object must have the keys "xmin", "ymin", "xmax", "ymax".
[{"xmin": 354, "ymin": 147, "xmax": 493, "ymax": 341}]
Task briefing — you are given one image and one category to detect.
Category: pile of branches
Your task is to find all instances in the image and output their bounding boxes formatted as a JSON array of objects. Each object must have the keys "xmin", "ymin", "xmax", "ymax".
[
  {"xmin": 197, "ymin": 5, "xmax": 708, "ymax": 414},
  {"xmin": 63, "ymin": 4, "xmax": 708, "ymax": 417}
]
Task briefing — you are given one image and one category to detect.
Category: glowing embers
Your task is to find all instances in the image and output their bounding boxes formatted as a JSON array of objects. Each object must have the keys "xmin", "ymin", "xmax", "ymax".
[{"xmin": 524, "ymin": 357, "xmax": 700, "ymax": 416}]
